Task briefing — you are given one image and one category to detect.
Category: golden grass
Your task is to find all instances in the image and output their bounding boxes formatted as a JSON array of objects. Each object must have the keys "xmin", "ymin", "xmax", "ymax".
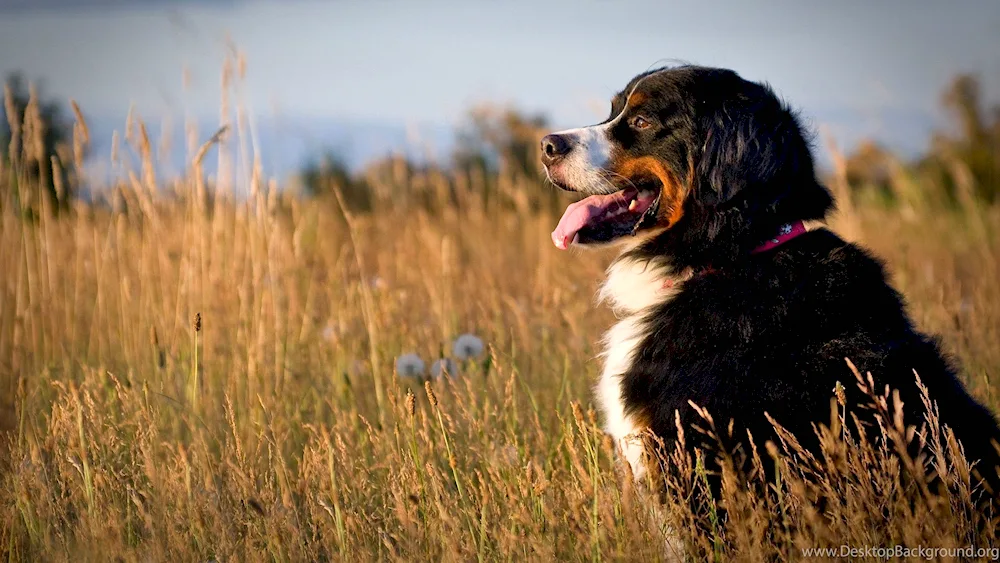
[{"xmin": 2, "ymin": 80, "xmax": 1000, "ymax": 562}]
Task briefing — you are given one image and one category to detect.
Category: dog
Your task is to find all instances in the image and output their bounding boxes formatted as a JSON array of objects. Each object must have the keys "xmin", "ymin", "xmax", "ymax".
[{"xmin": 540, "ymin": 65, "xmax": 1000, "ymax": 508}]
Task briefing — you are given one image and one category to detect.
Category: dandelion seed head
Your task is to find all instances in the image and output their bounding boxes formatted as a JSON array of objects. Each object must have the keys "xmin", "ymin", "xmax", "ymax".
[
  {"xmin": 430, "ymin": 358, "xmax": 458, "ymax": 379},
  {"xmin": 452, "ymin": 334, "xmax": 484, "ymax": 361},
  {"xmin": 395, "ymin": 353, "xmax": 425, "ymax": 378}
]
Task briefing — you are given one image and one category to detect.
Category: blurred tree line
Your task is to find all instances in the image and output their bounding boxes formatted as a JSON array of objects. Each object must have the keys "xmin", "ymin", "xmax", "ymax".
[
  {"xmin": 299, "ymin": 103, "xmax": 559, "ymax": 214},
  {"xmin": 0, "ymin": 73, "xmax": 84, "ymax": 217},
  {"xmin": 3, "ymin": 71, "xmax": 999, "ymax": 217},
  {"xmin": 843, "ymin": 74, "xmax": 1000, "ymax": 207}
]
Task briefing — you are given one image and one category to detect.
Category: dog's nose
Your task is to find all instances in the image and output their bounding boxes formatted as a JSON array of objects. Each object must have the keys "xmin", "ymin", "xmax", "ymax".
[{"xmin": 540, "ymin": 134, "xmax": 572, "ymax": 166}]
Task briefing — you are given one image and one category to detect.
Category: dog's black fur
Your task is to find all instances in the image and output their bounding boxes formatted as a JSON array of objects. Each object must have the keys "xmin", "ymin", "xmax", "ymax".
[{"xmin": 547, "ymin": 65, "xmax": 1000, "ymax": 507}]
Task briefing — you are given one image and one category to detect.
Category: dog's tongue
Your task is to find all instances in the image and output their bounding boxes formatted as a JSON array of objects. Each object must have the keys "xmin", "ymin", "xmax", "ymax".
[{"xmin": 551, "ymin": 191, "xmax": 631, "ymax": 250}]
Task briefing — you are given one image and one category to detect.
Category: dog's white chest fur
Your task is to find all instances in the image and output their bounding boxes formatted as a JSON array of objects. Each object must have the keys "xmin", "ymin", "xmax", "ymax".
[{"xmin": 595, "ymin": 256, "xmax": 686, "ymax": 481}]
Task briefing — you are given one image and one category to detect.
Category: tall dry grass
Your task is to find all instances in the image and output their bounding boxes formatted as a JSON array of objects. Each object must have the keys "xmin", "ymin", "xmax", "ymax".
[{"xmin": 2, "ymin": 70, "xmax": 1000, "ymax": 562}]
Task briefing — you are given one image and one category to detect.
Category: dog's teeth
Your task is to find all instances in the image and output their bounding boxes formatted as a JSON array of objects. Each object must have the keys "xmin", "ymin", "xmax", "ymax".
[{"xmin": 628, "ymin": 199, "xmax": 638, "ymax": 211}]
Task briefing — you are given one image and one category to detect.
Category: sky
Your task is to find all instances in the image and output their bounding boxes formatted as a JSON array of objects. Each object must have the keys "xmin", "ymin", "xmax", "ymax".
[{"xmin": 1, "ymin": 0, "xmax": 999, "ymax": 177}]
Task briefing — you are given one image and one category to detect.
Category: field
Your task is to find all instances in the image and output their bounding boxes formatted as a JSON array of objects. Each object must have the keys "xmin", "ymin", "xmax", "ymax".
[{"xmin": 2, "ymin": 87, "xmax": 1000, "ymax": 562}]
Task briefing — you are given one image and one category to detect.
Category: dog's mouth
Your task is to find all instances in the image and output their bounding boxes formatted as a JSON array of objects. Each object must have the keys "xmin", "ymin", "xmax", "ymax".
[{"xmin": 551, "ymin": 183, "xmax": 661, "ymax": 249}]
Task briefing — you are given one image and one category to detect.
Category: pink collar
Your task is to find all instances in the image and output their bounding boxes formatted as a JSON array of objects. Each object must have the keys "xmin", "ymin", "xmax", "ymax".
[
  {"xmin": 661, "ymin": 220, "xmax": 810, "ymax": 290},
  {"xmin": 751, "ymin": 220, "xmax": 807, "ymax": 254}
]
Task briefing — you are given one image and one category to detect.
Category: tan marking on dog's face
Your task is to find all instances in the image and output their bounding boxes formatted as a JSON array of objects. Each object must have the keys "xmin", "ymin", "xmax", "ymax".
[
  {"xmin": 625, "ymin": 91, "xmax": 647, "ymax": 110},
  {"xmin": 613, "ymin": 155, "xmax": 688, "ymax": 230}
]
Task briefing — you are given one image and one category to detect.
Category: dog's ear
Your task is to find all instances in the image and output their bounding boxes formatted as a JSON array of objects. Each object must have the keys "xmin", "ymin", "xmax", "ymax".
[{"xmin": 694, "ymin": 78, "xmax": 832, "ymax": 220}]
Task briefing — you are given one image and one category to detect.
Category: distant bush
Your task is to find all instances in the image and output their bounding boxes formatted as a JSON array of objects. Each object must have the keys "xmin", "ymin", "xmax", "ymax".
[
  {"xmin": 299, "ymin": 153, "xmax": 374, "ymax": 213},
  {"xmin": 297, "ymin": 103, "xmax": 561, "ymax": 216},
  {"xmin": 1, "ymin": 73, "xmax": 85, "ymax": 216},
  {"xmin": 843, "ymin": 74, "xmax": 1000, "ymax": 207}
]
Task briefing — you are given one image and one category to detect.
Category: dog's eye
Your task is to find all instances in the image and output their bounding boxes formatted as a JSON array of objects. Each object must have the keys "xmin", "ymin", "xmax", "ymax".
[{"xmin": 630, "ymin": 116, "xmax": 651, "ymax": 130}]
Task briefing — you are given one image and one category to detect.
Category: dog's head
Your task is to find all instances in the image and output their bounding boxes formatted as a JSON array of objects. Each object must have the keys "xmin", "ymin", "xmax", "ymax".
[{"xmin": 541, "ymin": 65, "xmax": 833, "ymax": 265}]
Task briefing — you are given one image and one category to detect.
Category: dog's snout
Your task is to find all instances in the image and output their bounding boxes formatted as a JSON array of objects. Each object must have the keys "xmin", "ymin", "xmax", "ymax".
[{"xmin": 540, "ymin": 134, "xmax": 572, "ymax": 166}]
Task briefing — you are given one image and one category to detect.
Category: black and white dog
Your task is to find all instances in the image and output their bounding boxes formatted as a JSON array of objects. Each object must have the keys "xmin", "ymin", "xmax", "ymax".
[{"xmin": 540, "ymin": 65, "xmax": 1000, "ymax": 502}]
